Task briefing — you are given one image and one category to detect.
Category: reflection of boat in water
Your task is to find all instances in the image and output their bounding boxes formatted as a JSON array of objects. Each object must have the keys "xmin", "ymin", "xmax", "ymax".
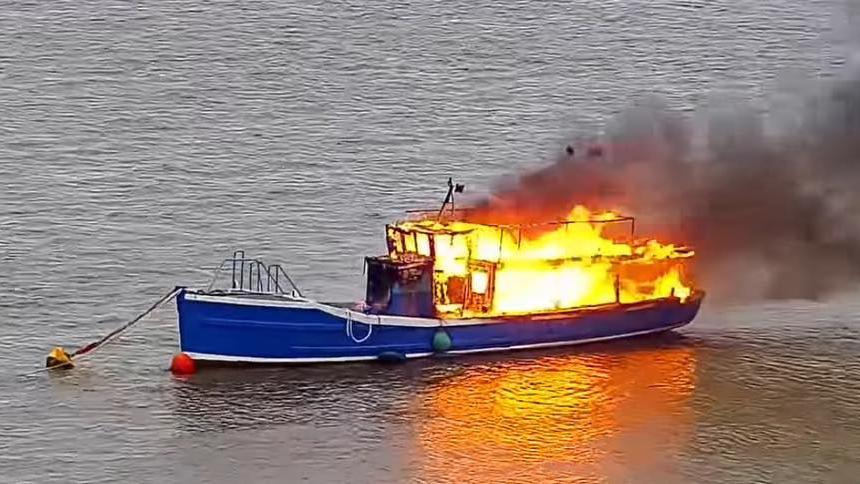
[
  {"xmin": 164, "ymin": 337, "xmax": 697, "ymax": 483},
  {"xmin": 414, "ymin": 340, "xmax": 698, "ymax": 483},
  {"xmin": 174, "ymin": 184, "xmax": 703, "ymax": 364}
]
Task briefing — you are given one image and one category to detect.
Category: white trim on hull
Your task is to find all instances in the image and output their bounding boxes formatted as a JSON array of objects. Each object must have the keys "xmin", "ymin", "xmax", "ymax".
[
  {"xmin": 183, "ymin": 292, "xmax": 444, "ymax": 327},
  {"xmin": 181, "ymin": 291, "xmax": 698, "ymax": 329},
  {"xmin": 184, "ymin": 351, "xmax": 435, "ymax": 363},
  {"xmin": 182, "ymin": 324, "xmax": 684, "ymax": 364},
  {"xmin": 446, "ymin": 323, "xmax": 685, "ymax": 355}
]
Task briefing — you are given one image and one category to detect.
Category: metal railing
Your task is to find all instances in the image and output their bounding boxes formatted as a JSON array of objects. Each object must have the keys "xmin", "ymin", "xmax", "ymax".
[{"xmin": 205, "ymin": 250, "xmax": 303, "ymax": 298}]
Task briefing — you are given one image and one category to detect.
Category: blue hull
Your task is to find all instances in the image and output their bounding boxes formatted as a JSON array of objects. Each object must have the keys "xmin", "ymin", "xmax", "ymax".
[{"xmin": 176, "ymin": 289, "xmax": 703, "ymax": 363}]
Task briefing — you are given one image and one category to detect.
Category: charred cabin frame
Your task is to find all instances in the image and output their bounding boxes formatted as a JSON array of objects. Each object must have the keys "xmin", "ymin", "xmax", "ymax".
[
  {"xmin": 364, "ymin": 256, "xmax": 435, "ymax": 318},
  {"xmin": 371, "ymin": 215, "xmax": 660, "ymax": 318}
]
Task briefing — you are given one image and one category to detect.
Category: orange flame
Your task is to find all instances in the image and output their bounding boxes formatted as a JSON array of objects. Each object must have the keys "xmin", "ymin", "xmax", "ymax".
[{"xmin": 391, "ymin": 205, "xmax": 694, "ymax": 318}]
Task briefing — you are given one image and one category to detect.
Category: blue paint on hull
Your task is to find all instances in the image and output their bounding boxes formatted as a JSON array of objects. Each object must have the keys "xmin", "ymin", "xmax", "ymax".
[{"xmin": 176, "ymin": 289, "xmax": 703, "ymax": 363}]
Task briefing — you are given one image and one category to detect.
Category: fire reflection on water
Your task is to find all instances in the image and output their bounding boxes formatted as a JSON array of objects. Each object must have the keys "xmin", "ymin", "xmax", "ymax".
[{"xmin": 414, "ymin": 344, "xmax": 698, "ymax": 483}]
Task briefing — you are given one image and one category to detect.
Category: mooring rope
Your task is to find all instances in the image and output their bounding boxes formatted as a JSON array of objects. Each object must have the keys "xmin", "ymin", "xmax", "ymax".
[
  {"xmin": 345, "ymin": 309, "xmax": 373, "ymax": 344},
  {"xmin": 19, "ymin": 286, "xmax": 182, "ymax": 377}
]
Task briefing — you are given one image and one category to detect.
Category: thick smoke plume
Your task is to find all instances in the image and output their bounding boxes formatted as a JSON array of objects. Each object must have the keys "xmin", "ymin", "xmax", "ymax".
[{"xmin": 465, "ymin": 69, "xmax": 860, "ymax": 301}]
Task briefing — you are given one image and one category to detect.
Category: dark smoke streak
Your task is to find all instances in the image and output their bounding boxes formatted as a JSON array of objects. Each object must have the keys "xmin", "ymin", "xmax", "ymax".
[{"xmin": 465, "ymin": 70, "xmax": 860, "ymax": 301}]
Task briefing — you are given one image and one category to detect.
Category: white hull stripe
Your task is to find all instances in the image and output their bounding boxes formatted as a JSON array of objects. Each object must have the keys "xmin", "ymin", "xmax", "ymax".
[
  {"xmin": 181, "ymin": 292, "xmax": 683, "ymax": 328},
  {"xmin": 184, "ymin": 351, "xmax": 435, "ymax": 363},
  {"xmin": 445, "ymin": 323, "xmax": 685, "ymax": 355},
  {"xmin": 183, "ymin": 293, "xmax": 445, "ymax": 327},
  {"xmin": 183, "ymin": 324, "xmax": 684, "ymax": 364}
]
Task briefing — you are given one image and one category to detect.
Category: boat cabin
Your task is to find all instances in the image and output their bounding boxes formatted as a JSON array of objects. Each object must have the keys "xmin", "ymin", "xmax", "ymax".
[
  {"xmin": 363, "ymin": 210, "xmax": 692, "ymax": 320},
  {"xmin": 362, "ymin": 180, "xmax": 693, "ymax": 319}
]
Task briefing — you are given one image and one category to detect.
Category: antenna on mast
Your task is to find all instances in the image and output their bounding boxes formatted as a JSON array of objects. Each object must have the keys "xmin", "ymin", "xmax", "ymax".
[{"xmin": 437, "ymin": 177, "xmax": 465, "ymax": 220}]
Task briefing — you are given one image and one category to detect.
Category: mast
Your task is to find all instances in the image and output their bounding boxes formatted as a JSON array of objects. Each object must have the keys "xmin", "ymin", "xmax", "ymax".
[{"xmin": 437, "ymin": 177, "xmax": 465, "ymax": 220}]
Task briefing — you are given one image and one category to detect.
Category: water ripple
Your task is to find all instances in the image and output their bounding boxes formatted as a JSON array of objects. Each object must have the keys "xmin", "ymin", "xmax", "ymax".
[{"xmin": 1, "ymin": 0, "xmax": 857, "ymax": 482}]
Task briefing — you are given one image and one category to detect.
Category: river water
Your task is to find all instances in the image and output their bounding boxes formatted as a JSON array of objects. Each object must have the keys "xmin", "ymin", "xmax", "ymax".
[{"xmin": 2, "ymin": 1, "xmax": 859, "ymax": 482}]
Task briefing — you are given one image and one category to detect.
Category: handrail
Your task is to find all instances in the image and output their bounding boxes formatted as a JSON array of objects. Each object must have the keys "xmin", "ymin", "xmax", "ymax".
[{"xmin": 205, "ymin": 253, "xmax": 303, "ymax": 297}]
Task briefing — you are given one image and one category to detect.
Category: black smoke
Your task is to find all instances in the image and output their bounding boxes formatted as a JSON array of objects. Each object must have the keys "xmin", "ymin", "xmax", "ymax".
[{"xmin": 465, "ymin": 69, "xmax": 860, "ymax": 301}]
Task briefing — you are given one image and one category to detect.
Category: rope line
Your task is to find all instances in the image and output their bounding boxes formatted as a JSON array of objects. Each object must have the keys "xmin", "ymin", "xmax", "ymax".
[
  {"xmin": 345, "ymin": 309, "xmax": 373, "ymax": 344},
  {"xmin": 73, "ymin": 287, "xmax": 181, "ymax": 357},
  {"xmin": 18, "ymin": 286, "xmax": 182, "ymax": 377}
]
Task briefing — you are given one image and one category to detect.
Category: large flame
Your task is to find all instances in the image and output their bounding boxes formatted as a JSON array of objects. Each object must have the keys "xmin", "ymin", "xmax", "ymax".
[{"xmin": 391, "ymin": 205, "xmax": 694, "ymax": 318}]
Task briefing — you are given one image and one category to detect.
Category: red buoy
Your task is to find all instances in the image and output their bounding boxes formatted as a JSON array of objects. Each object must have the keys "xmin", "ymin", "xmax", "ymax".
[{"xmin": 170, "ymin": 352, "xmax": 197, "ymax": 375}]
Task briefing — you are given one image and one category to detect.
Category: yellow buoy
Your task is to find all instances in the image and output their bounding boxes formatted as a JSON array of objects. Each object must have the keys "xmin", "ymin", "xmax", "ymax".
[{"xmin": 45, "ymin": 347, "xmax": 74, "ymax": 369}]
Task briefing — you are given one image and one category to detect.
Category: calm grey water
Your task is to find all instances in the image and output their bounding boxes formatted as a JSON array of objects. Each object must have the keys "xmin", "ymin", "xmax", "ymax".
[{"xmin": 2, "ymin": 1, "xmax": 860, "ymax": 482}]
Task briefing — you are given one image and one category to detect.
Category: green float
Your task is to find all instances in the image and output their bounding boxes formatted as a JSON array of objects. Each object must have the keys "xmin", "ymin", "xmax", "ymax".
[{"xmin": 432, "ymin": 329, "xmax": 452, "ymax": 353}]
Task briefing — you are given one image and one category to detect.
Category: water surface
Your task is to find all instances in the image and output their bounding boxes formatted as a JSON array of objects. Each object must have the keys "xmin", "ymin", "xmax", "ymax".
[{"xmin": 1, "ymin": 1, "xmax": 858, "ymax": 482}]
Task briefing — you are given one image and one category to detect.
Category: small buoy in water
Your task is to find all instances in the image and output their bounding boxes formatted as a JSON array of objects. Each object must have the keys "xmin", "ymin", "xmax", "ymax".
[
  {"xmin": 170, "ymin": 352, "xmax": 197, "ymax": 375},
  {"xmin": 45, "ymin": 347, "xmax": 74, "ymax": 369},
  {"xmin": 432, "ymin": 329, "xmax": 452, "ymax": 353}
]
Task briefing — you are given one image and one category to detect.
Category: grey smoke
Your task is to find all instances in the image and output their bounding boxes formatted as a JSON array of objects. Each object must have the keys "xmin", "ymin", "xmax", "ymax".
[{"xmin": 466, "ymin": 69, "xmax": 860, "ymax": 301}]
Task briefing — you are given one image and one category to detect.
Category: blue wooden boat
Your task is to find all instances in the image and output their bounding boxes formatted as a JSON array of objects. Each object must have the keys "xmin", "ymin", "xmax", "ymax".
[
  {"xmin": 176, "ymin": 285, "xmax": 702, "ymax": 363},
  {"xmin": 175, "ymin": 187, "xmax": 703, "ymax": 364}
]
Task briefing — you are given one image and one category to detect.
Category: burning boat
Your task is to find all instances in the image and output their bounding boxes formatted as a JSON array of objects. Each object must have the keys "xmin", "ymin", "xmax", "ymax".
[{"xmin": 175, "ymin": 183, "xmax": 703, "ymax": 364}]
